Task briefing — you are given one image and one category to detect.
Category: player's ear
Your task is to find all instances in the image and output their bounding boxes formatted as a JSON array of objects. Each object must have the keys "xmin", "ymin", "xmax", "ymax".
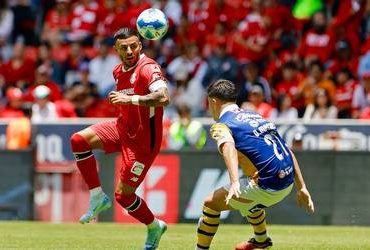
[{"xmin": 139, "ymin": 41, "xmax": 142, "ymax": 51}]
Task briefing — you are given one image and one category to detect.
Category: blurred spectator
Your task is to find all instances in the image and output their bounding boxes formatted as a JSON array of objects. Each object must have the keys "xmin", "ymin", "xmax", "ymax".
[
  {"xmin": 202, "ymin": 22, "xmax": 228, "ymax": 58},
  {"xmin": 0, "ymin": 0, "xmax": 14, "ymax": 60},
  {"xmin": 173, "ymin": 15, "xmax": 192, "ymax": 50},
  {"xmin": 263, "ymin": 0, "xmax": 296, "ymax": 51},
  {"xmin": 64, "ymin": 62, "xmax": 98, "ymax": 116},
  {"xmin": 241, "ymin": 85, "xmax": 273, "ymax": 118},
  {"xmin": 236, "ymin": 62, "xmax": 272, "ymax": 106},
  {"xmin": 6, "ymin": 103, "xmax": 32, "ymax": 149},
  {"xmin": 167, "ymin": 43, "xmax": 207, "ymax": 115},
  {"xmin": 120, "ymin": 0, "xmax": 151, "ymax": 29},
  {"xmin": 334, "ymin": 68, "xmax": 358, "ymax": 118},
  {"xmin": 359, "ymin": 107, "xmax": 370, "ymax": 119},
  {"xmin": 153, "ymin": 0, "xmax": 183, "ymax": 26},
  {"xmin": 326, "ymin": 39, "xmax": 359, "ymax": 78},
  {"xmin": 66, "ymin": 0, "xmax": 99, "ymax": 45},
  {"xmin": 202, "ymin": 39, "xmax": 238, "ymax": 88},
  {"xmin": 63, "ymin": 42, "xmax": 90, "ymax": 86},
  {"xmin": 11, "ymin": 0, "xmax": 37, "ymax": 45},
  {"xmin": 0, "ymin": 87, "xmax": 24, "ymax": 117},
  {"xmin": 330, "ymin": 0, "xmax": 365, "ymax": 55},
  {"xmin": 36, "ymin": 42, "xmax": 64, "ymax": 86},
  {"xmin": 168, "ymin": 103, "xmax": 207, "ymax": 150},
  {"xmin": 88, "ymin": 39, "xmax": 120, "ymax": 97},
  {"xmin": 231, "ymin": 0, "xmax": 270, "ymax": 64},
  {"xmin": 303, "ymin": 88, "xmax": 338, "ymax": 121},
  {"xmin": 352, "ymin": 71, "xmax": 370, "ymax": 119},
  {"xmin": 156, "ymin": 38, "xmax": 175, "ymax": 69},
  {"xmin": 23, "ymin": 64, "xmax": 63, "ymax": 102},
  {"xmin": 297, "ymin": 11, "xmax": 336, "ymax": 64},
  {"xmin": 358, "ymin": 51, "xmax": 370, "ymax": 78},
  {"xmin": 41, "ymin": 0, "xmax": 71, "ymax": 48},
  {"xmin": 270, "ymin": 93, "xmax": 298, "ymax": 120},
  {"xmin": 1, "ymin": 42, "xmax": 35, "ymax": 89},
  {"xmin": 275, "ymin": 61, "xmax": 303, "ymax": 108},
  {"xmin": 31, "ymin": 85, "xmax": 59, "ymax": 122},
  {"xmin": 298, "ymin": 60, "xmax": 336, "ymax": 107},
  {"xmin": 96, "ymin": 0, "xmax": 122, "ymax": 45}
]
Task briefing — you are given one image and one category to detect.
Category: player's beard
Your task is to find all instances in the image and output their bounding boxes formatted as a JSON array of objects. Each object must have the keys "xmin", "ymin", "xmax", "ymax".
[{"xmin": 123, "ymin": 55, "xmax": 139, "ymax": 70}]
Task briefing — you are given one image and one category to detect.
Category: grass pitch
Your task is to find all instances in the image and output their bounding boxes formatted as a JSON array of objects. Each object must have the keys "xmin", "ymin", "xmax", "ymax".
[{"xmin": 0, "ymin": 222, "xmax": 370, "ymax": 249}]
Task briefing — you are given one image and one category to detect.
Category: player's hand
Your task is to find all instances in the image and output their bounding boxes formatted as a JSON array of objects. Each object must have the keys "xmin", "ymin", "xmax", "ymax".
[
  {"xmin": 225, "ymin": 181, "xmax": 241, "ymax": 205},
  {"xmin": 296, "ymin": 187, "xmax": 315, "ymax": 214},
  {"xmin": 108, "ymin": 91, "xmax": 131, "ymax": 105}
]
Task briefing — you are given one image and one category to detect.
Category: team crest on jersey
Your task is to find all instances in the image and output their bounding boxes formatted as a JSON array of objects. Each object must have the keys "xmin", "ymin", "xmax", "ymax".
[{"xmin": 130, "ymin": 72, "xmax": 137, "ymax": 84}]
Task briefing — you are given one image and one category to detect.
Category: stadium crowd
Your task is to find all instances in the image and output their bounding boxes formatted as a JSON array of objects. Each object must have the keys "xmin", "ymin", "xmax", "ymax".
[{"xmin": 0, "ymin": 0, "xmax": 370, "ymax": 121}]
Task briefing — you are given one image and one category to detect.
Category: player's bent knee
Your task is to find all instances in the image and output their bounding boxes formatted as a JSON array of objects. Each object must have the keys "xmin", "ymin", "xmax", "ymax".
[{"xmin": 70, "ymin": 133, "xmax": 91, "ymax": 152}]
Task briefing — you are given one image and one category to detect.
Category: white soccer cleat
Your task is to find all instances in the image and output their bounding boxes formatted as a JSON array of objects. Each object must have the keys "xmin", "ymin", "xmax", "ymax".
[
  {"xmin": 79, "ymin": 193, "xmax": 112, "ymax": 224},
  {"xmin": 143, "ymin": 219, "xmax": 167, "ymax": 250}
]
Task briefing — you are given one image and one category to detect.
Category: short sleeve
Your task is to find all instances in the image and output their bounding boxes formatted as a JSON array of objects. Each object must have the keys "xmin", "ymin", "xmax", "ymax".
[
  {"xmin": 141, "ymin": 63, "xmax": 166, "ymax": 91},
  {"xmin": 210, "ymin": 123, "xmax": 234, "ymax": 153}
]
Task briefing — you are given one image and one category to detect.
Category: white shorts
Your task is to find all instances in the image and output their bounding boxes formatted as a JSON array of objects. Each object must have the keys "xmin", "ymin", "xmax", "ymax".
[{"xmin": 224, "ymin": 177, "xmax": 293, "ymax": 216}]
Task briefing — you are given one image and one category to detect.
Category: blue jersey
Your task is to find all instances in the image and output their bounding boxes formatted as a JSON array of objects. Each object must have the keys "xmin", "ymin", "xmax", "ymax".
[{"xmin": 210, "ymin": 105, "xmax": 294, "ymax": 191}]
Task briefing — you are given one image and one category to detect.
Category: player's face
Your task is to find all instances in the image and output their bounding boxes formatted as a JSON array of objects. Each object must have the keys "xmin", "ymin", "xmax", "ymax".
[
  {"xmin": 208, "ymin": 97, "xmax": 220, "ymax": 121},
  {"xmin": 114, "ymin": 36, "xmax": 142, "ymax": 69}
]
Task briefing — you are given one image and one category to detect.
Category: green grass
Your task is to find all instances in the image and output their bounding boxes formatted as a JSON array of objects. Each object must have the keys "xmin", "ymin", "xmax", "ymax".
[{"xmin": 0, "ymin": 222, "xmax": 370, "ymax": 249}]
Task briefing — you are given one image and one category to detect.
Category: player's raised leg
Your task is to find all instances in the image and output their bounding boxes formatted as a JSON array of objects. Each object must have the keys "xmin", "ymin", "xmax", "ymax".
[
  {"xmin": 196, "ymin": 187, "xmax": 232, "ymax": 250},
  {"xmin": 115, "ymin": 180, "xmax": 167, "ymax": 250},
  {"xmin": 70, "ymin": 128, "xmax": 112, "ymax": 224}
]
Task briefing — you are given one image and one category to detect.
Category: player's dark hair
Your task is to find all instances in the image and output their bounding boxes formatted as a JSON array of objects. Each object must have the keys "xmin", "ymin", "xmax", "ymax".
[
  {"xmin": 207, "ymin": 79, "xmax": 238, "ymax": 102},
  {"xmin": 113, "ymin": 28, "xmax": 140, "ymax": 44}
]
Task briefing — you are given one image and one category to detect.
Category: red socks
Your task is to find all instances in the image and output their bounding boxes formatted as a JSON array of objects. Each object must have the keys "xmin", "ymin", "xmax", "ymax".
[
  {"xmin": 70, "ymin": 133, "xmax": 101, "ymax": 189},
  {"xmin": 115, "ymin": 192, "xmax": 155, "ymax": 225}
]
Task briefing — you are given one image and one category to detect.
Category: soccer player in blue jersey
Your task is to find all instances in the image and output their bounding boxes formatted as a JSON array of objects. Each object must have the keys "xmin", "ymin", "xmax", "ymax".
[{"xmin": 196, "ymin": 79, "xmax": 314, "ymax": 250}]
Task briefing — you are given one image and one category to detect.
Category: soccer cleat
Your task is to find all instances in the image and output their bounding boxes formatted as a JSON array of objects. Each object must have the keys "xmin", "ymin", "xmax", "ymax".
[
  {"xmin": 143, "ymin": 219, "xmax": 167, "ymax": 250},
  {"xmin": 79, "ymin": 193, "xmax": 112, "ymax": 224},
  {"xmin": 235, "ymin": 237, "xmax": 273, "ymax": 250}
]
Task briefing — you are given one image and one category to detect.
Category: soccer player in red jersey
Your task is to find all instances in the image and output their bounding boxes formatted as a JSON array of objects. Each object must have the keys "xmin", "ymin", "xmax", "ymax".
[{"xmin": 70, "ymin": 28, "xmax": 169, "ymax": 250}]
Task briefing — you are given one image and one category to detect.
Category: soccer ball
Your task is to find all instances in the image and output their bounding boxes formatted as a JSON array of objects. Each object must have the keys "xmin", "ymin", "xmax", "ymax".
[{"xmin": 136, "ymin": 8, "xmax": 168, "ymax": 40}]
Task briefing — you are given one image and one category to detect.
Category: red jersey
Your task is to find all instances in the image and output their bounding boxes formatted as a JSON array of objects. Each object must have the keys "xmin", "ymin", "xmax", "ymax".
[
  {"xmin": 298, "ymin": 30, "xmax": 335, "ymax": 62},
  {"xmin": 335, "ymin": 79, "xmax": 357, "ymax": 109},
  {"xmin": 112, "ymin": 54, "xmax": 166, "ymax": 153},
  {"xmin": 45, "ymin": 9, "xmax": 71, "ymax": 31}
]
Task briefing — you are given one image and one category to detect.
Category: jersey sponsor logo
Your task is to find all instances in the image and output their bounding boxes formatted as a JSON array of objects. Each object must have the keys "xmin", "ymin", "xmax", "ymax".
[
  {"xmin": 130, "ymin": 72, "xmax": 137, "ymax": 84},
  {"xmin": 118, "ymin": 88, "xmax": 135, "ymax": 95},
  {"xmin": 249, "ymin": 120, "xmax": 259, "ymax": 128},
  {"xmin": 115, "ymin": 154, "xmax": 180, "ymax": 223},
  {"xmin": 236, "ymin": 113, "xmax": 262, "ymax": 123},
  {"xmin": 278, "ymin": 170, "xmax": 286, "ymax": 178},
  {"xmin": 130, "ymin": 177, "xmax": 139, "ymax": 182},
  {"xmin": 131, "ymin": 161, "xmax": 145, "ymax": 176},
  {"xmin": 278, "ymin": 166, "xmax": 293, "ymax": 178}
]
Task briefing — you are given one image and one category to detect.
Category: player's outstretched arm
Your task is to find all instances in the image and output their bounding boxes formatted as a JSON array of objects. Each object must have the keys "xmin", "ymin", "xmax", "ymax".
[
  {"xmin": 108, "ymin": 87, "xmax": 170, "ymax": 107},
  {"xmin": 220, "ymin": 142, "xmax": 241, "ymax": 205},
  {"xmin": 134, "ymin": 87, "xmax": 170, "ymax": 107},
  {"xmin": 290, "ymin": 149, "xmax": 315, "ymax": 214}
]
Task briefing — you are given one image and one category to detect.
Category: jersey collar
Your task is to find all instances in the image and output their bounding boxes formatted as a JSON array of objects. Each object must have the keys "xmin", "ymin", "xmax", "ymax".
[
  {"xmin": 219, "ymin": 103, "xmax": 239, "ymax": 119},
  {"xmin": 122, "ymin": 53, "xmax": 145, "ymax": 72}
]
